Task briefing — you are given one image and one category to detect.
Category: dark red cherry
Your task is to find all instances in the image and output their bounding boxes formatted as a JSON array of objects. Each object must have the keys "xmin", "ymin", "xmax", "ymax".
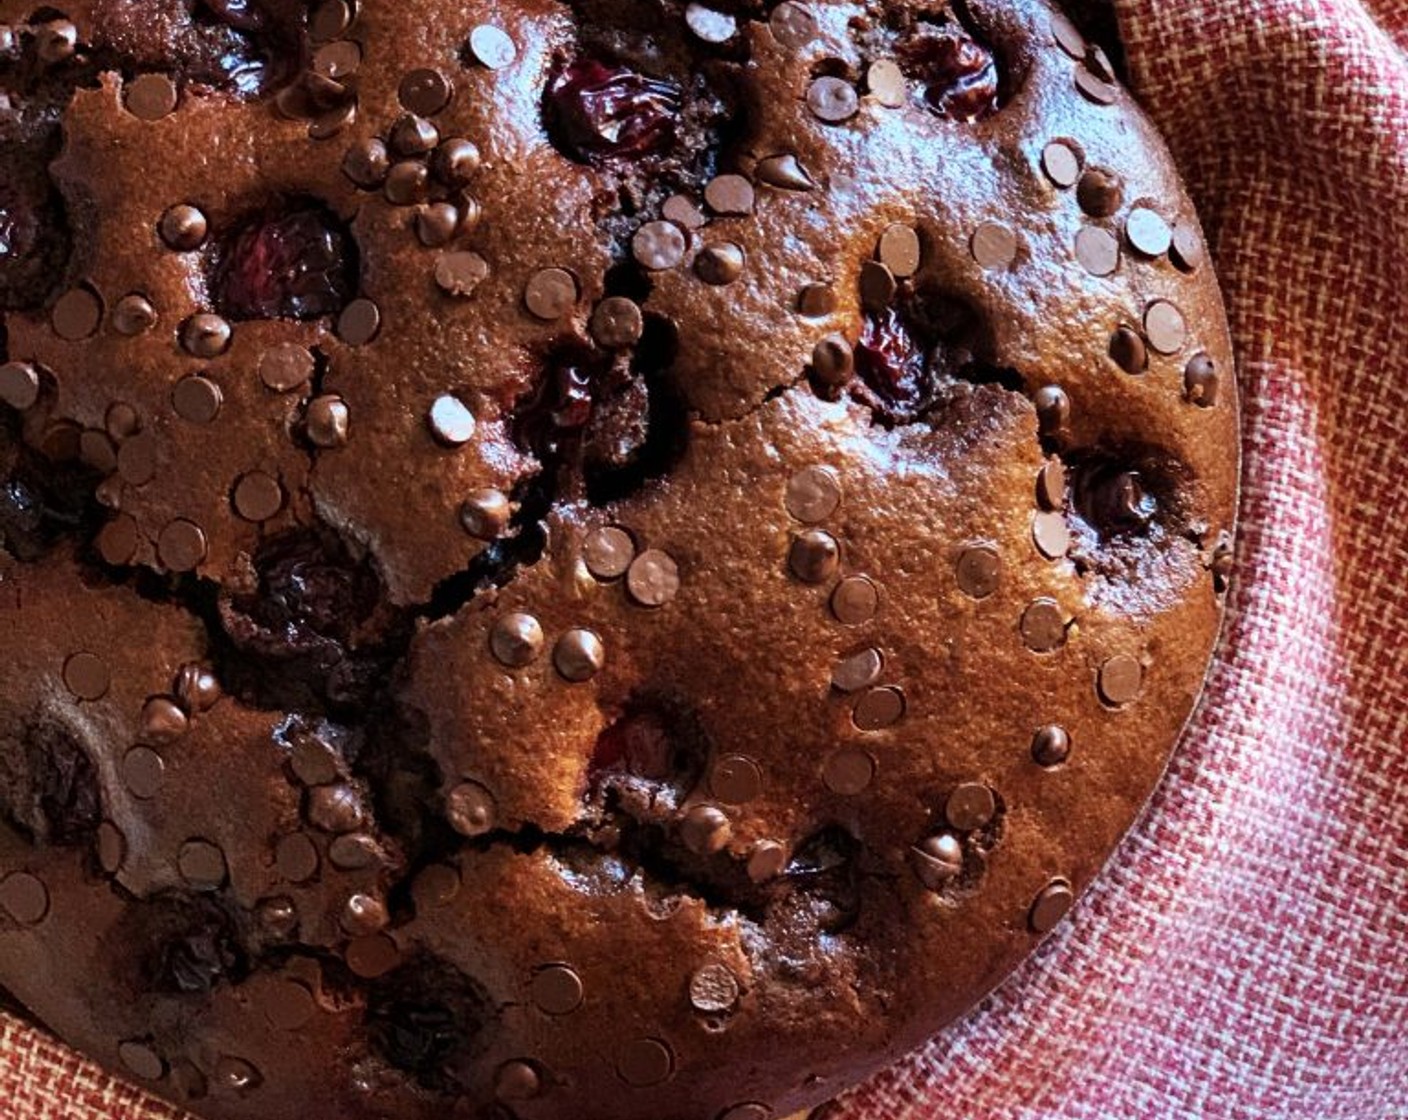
[
  {"xmin": 896, "ymin": 21, "xmax": 1001, "ymax": 122},
  {"xmin": 213, "ymin": 204, "xmax": 357, "ymax": 321},
  {"xmin": 854, "ymin": 307, "xmax": 928, "ymax": 416},
  {"xmin": 545, "ymin": 57, "xmax": 682, "ymax": 164}
]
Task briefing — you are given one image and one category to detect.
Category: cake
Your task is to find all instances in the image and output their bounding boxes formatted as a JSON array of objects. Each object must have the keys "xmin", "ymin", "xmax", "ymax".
[{"xmin": 0, "ymin": 1, "xmax": 1239, "ymax": 1117}]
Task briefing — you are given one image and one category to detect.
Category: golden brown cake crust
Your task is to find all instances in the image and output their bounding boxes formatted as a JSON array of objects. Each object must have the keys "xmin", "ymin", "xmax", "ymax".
[{"xmin": 0, "ymin": 1, "xmax": 1238, "ymax": 1118}]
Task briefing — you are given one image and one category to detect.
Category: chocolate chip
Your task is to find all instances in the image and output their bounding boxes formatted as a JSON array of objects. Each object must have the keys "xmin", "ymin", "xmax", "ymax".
[
  {"xmin": 467, "ymin": 25, "xmax": 517, "ymax": 69},
  {"xmin": 459, "ymin": 489, "xmax": 510, "ymax": 540},
  {"xmin": 831, "ymin": 575, "xmax": 878, "ymax": 624},
  {"xmin": 495, "ymin": 1060, "xmax": 543, "ymax": 1102},
  {"xmin": 853, "ymin": 686, "xmax": 904, "ymax": 730},
  {"xmin": 823, "ymin": 747, "xmax": 876, "ymax": 794},
  {"xmin": 710, "ymin": 755, "xmax": 763, "ymax": 804},
  {"xmin": 1126, "ymin": 207, "xmax": 1173, "ymax": 258},
  {"xmin": 633, "ymin": 221, "xmax": 688, "ymax": 270},
  {"xmin": 174, "ymin": 663, "xmax": 221, "ymax": 713},
  {"xmin": 971, "ymin": 222, "xmax": 1018, "ymax": 269},
  {"xmin": 313, "ymin": 39, "xmax": 361, "ymax": 79},
  {"xmin": 756, "ymin": 154, "xmax": 815, "ymax": 191},
  {"xmin": 1075, "ymin": 69, "xmax": 1118, "ymax": 105},
  {"xmin": 812, "ymin": 335, "xmax": 854, "ymax": 385},
  {"xmin": 118, "ymin": 1042, "xmax": 165, "ymax": 1082},
  {"xmin": 330, "ymin": 834, "xmax": 382, "ymax": 870},
  {"xmin": 1032, "ymin": 511, "xmax": 1070, "ymax": 559},
  {"xmin": 160, "ymin": 204, "xmax": 208, "ymax": 250},
  {"xmin": 112, "ymin": 294, "xmax": 157, "ymax": 336},
  {"xmin": 955, "ymin": 545, "xmax": 1000, "ymax": 599},
  {"xmin": 435, "ymin": 251, "xmax": 491, "ymax": 298},
  {"xmin": 662, "ymin": 195, "xmax": 707, "ymax": 230},
  {"xmin": 686, "ymin": 3, "xmax": 736, "ymax": 43},
  {"xmin": 1029, "ymin": 879, "xmax": 1075, "ymax": 932},
  {"xmin": 399, "ymin": 68, "xmax": 453, "ymax": 116},
  {"xmin": 384, "ymin": 160, "xmax": 429, "ymax": 206},
  {"xmin": 699, "ymin": 242, "xmax": 745, "ymax": 286},
  {"xmin": 704, "ymin": 174, "xmax": 754, "ymax": 216},
  {"xmin": 431, "ymin": 138, "xmax": 481, "ymax": 186},
  {"xmin": 945, "ymin": 783, "xmax": 995, "ymax": 830},
  {"xmin": 63, "ymin": 651, "xmax": 110, "ymax": 700},
  {"xmin": 1074, "ymin": 226, "xmax": 1120, "ymax": 276},
  {"xmin": 177, "ymin": 839, "xmax": 228, "ymax": 890},
  {"xmin": 525, "ymin": 268, "xmax": 578, "ymax": 320},
  {"xmin": 1032, "ymin": 725, "xmax": 1071, "ymax": 766},
  {"xmin": 427, "ymin": 395, "xmax": 476, "ymax": 446},
  {"xmin": 1171, "ymin": 223, "xmax": 1205, "ymax": 272},
  {"xmin": 1077, "ymin": 169, "xmax": 1123, "ymax": 218},
  {"xmin": 52, "ymin": 287, "xmax": 102, "ymax": 341},
  {"xmin": 261, "ymin": 981, "xmax": 317, "ymax": 1031},
  {"xmin": 788, "ymin": 529, "xmax": 839, "ymax": 583},
  {"xmin": 259, "ymin": 344, "xmax": 314, "ymax": 393},
  {"xmin": 97, "ymin": 822, "xmax": 127, "ymax": 875},
  {"xmin": 832, "ymin": 648, "xmax": 882, "ymax": 693},
  {"xmin": 583, "ymin": 526, "xmax": 636, "ymax": 579},
  {"xmin": 1109, "ymin": 326, "xmax": 1147, "ymax": 374},
  {"xmin": 157, "ymin": 519, "xmax": 208, "ymax": 572},
  {"xmin": 1051, "ymin": 12, "xmax": 1086, "ymax": 58},
  {"xmin": 797, "ymin": 283, "xmax": 836, "ymax": 317},
  {"xmin": 878, "ymin": 224, "xmax": 922, "ymax": 278},
  {"xmin": 1021, "ymin": 599, "xmax": 1067, "ymax": 653},
  {"xmin": 491, "ymin": 613, "xmax": 544, "ymax": 667},
  {"xmin": 626, "ymin": 550, "xmax": 680, "ymax": 607},
  {"xmin": 306, "ymin": 783, "xmax": 367, "ymax": 833},
  {"xmin": 859, "ymin": 260, "xmax": 897, "ymax": 311},
  {"xmin": 809, "ymin": 76, "xmax": 858, "ymax": 123},
  {"xmin": 689, "ymin": 962, "xmax": 739, "ymax": 1013},
  {"xmin": 342, "ymin": 139, "xmax": 390, "ymax": 189},
  {"xmin": 680, "ymin": 805, "xmax": 731, "ymax": 854},
  {"xmin": 785, "ymin": 465, "xmax": 842, "ymax": 523},
  {"xmin": 345, "ymin": 934, "xmax": 401, "ymax": 979},
  {"xmin": 554, "ymin": 629, "xmax": 605, "ymax": 682},
  {"xmin": 1098, "ymin": 654, "xmax": 1143, "ymax": 705},
  {"xmin": 747, "ymin": 840, "xmax": 787, "ymax": 882},
  {"xmin": 1184, "ymin": 353, "xmax": 1219, "ymax": 407},
  {"xmin": 310, "ymin": 0, "xmax": 353, "ymax": 41},
  {"xmin": 342, "ymin": 893, "xmax": 390, "ymax": 937},
  {"xmin": 868, "ymin": 60, "xmax": 907, "ymax": 107},
  {"xmin": 122, "ymin": 747, "xmax": 166, "ymax": 799},
  {"xmin": 97, "ymin": 516, "xmax": 140, "ymax": 566},
  {"xmin": 618, "ymin": 1038, "xmax": 674, "ymax": 1087},
  {"xmin": 1144, "ymin": 300, "xmax": 1188, "ymax": 354},
  {"xmin": 337, "ymin": 298, "xmax": 381, "ymax": 344},
  {"xmin": 770, "ymin": 2, "xmax": 818, "ymax": 50},
  {"xmin": 126, "ymin": 74, "xmax": 178, "ymax": 121},
  {"xmin": 0, "ymin": 362, "xmax": 40, "ymax": 410},
  {"xmin": 531, "ymin": 964, "xmax": 583, "ymax": 1014},
  {"xmin": 590, "ymin": 297, "xmax": 644, "ymax": 349},
  {"xmin": 1042, "ymin": 140, "xmax": 1082, "ymax": 187},
  {"xmin": 139, "ymin": 697, "xmax": 189, "ymax": 743},
  {"xmin": 181, "ymin": 314, "xmax": 232, "ymax": 358},
  {"xmin": 34, "ymin": 20, "xmax": 76, "ymax": 64},
  {"xmin": 1037, "ymin": 461, "xmax": 1066, "ymax": 511},
  {"xmin": 910, "ymin": 834, "xmax": 962, "ymax": 889},
  {"xmin": 306, "ymin": 395, "xmax": 350, "ymax": 446}
]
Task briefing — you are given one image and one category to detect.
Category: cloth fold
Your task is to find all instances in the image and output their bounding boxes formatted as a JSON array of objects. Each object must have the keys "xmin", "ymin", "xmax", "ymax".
[{"xmin": 4, "ymin": 1, "xmax": 1407, "ymax": 1117}]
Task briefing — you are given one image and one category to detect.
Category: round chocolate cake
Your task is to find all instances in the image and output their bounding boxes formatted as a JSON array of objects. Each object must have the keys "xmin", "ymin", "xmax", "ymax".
[{"xmin": 0, "ymin": 1, "xmax": 1239, "ymax": 1117}]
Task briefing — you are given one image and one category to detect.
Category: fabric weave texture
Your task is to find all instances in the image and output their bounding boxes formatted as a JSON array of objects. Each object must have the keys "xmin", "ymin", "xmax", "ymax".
[{"xmin": 3, "ymin": 0, "xmax": 1407, "ymax": 1117}]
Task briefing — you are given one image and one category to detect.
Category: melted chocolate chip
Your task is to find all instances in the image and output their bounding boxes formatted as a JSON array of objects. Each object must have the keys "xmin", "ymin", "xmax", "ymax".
[{"xmin": 211, "ymin": 201, "xmax": 358, "ymax": 321}]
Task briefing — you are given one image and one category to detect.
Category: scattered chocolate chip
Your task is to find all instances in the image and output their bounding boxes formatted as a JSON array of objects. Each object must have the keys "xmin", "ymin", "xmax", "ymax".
[
  {"xmin": 495, "ymin": 1060, "xmax": 543, "ymax": 1102},
  {"xmin": 832, "ymin": 648, "xmax": 882, "ymax": 693},
  {"xmin": 345, "ymin": 934, "xmax": 401, "ymax": 979},
  {"xmin": 342, "ymin": 139, "xmax": 390, "ymax": 189},
  {"xmin": 525, "ymin": 268, "xmax": 578, "ymax": 320},
  {"xmin": 879, "ymin": 224, "xmax": 922, "ymax": 278},
  {"xmin": 1021, "ymin": 599, "xmax": 1067, "ymax": 653},
  {"xmin": 770, "ymin": 2, "xmax": 818, "ymax": 50},
  {"xmin": 178, "ymin": 839, "xmax": 228, "ymax": 890},
  {"xmin": 1109, "ymin": 326, "xmax": 1148, "ymax": 374},
  {"xmin": 797, "ymin": 283, "xmax": 837, "ymax": 318},
  {"xmin": 1032, "ymin": 725, "xmax": 1071, "ymax": 766},
  {"xmin": 868, "ymin": 60, "xmax": 907, "ymax": 107},
  {"xmin": 531, "ymin": 964, "xmax": 584, "ymax": 1015},
  {"xmin": 139, "ymin": 697, "xmax": 188, "ymax": 743},
  {"xmin": 910, "ymin": 833, "xmax": 963, "ymax": 890},
  {"xmin": 118, "ymin": 1042, "xmax": 165, "ymax": 1082},
  {"xmin": 831, "ymin": 575, "xmax": 879, "ymax": 624},
  {"xmin": 159, "ymin": 204, "xmax": 208, "ymax": 251},
  {"xmin": 704, "ymin": 174, "xmax": 754, "ymax": 216},
  {"xmin": 590, "ymin": 297, "xmax": 644, "ymax": 349},
  {"xmin": 261, "ymin": 980, "xmax": 317, "ymax": 1031},
  {"xmin": 52, "ymin": 287, "xmax": 103, "ymax": 341},
  {"xmin": 468, "ymin": 25, "xmax": 517, "ymax": 69},
  {"xmin": 389, "ymin": 115, "xmax": 439, "ymax": 159},
  {"xmin": 689, "ymin": 962, "xmax": 739, "ymax": 1013},
  {"xmin": 680, "ymin": 805, "xmax": 731, "ymax": 855},
  {"xmin": 312, "ymin": 39, "xmax": 361, "ymax": 80},
  {"xmin": 342, "ymin": 893, "xmax": 390, "ymax": 937},
  {"xmin": 337, "ymin": 298, "xmax": 381, "ymax": 345},
  {"xmin": 633, "ymin": 221, "xmax": 687, "ymax": 271},
  {"xmin": 411, "ymin": 865, "xmax": 461, "ymax": 910},
  {"xmin": 1077, "ymin": 169, "xmax": 1123, "ymax": 218},
  {"xmin": 0, "ymin": 362, "xmax": 40, "ymax": 410},
  {"xmin": 859, "ymin": 260, "xmax": 898, "ymax": 311},
  {"xmin": 661, "ymin": 195, "xmax": 706, "ymax": 231},
  {"xmin": 310, "ymin": 0, "xmax": 353, "ymax": 41},
  {"xmin": 34, "ymin": 19, "xmax": 77, "ymax": 64},
  {"xmin": 788, "ymin": 529, "xmax": 840, "ymax": 584},
  {"xmin": 1051, "ymin": 13, "xmax": 1086, "ymax": 58},
  {"xmin": 812, "ymin": 334, "xmax": 854, "ymax": 386},
  {"xmin": 1184, "ymin": 352, "xmax": 1220, "ymax": 407},
  {"xmin": 491, "ymin": 613, "xmax": 544, "ymax": 667},
  {"xmin": 308, "ymin": 784, "xmax": 367, "ymax": 833},
  {"xmin": 1171, "ymin": 223, "xmax": 1205, "ymax": 272},
  {"xmin": 259, "ymin": 344, "xmax": 315, "ymax": 393},
  {"xmin": 1033, "ymin": 385, "xmax": 1071, "ymax": 437},
  {"xmin": 1029, "ymin": 879, "xmax": 1075, "ymax": 932},
  {"xmin": 174, "ymin": 663, "xmax": 221, "ymax": 712},
  {"xmin": 459, "ymin": 489, "xmax": 510, "ymax": 540},
  {"xmin": 112, "ymin": 294, "xmax": 157, "ymax": 336},
  {"xmin": 157, "ymin": 519, "xmax": 208, "ymax": 572},
  {"xmin": 1033, "ymin": 511, "xmax": 1070, "ymax": 559},
  {"xmin": 1075, "ymin": 69, "xmax": 1118, "ymax": 105},
  {"xmin": 1074, "ymin": 226, "xmax": 1120, "ymax": 277},
  {"xmin": 434, "ymin": 251, "xmax": 489, "ymax": 297},
  {"xmin": 686, "ymin": 3, "xmax": 736, "ymax": 43},
  {"xmin": 427, "ymin": 395, "xmax": 476, "ymax": 446},
  {"xmin": 626, "ymin": 550, "xmax": 680, "ymax": 608},
  {"xmin": 1098, "ymin": 654, "xmax": 1143, "ymax": 705},
  {"xmin": 808, "ymin": 76, "xmax": 859, "ymax": 123},
  {"xmin": 432, "ymin": 138, "xmax": 481, "ymax": 186},
  {"xmin": 121, "ymin": 747, "xmax": 166, "ymax": 799},
  {"xmin": 747, "ymin": 840, "xmax": 787, "ymax": 882},
  {"xmin": 945, "ymin": 783, "xmax": 996, "ymax": 830},
  {"xmin": 1144, "ymin": 300, "xmax": 1188, "ymax": 354},
  {"xmin": 971, "ymin": 222, "xmax": 1018, "ymax": 269},
  {"xmin": 618, "ymin": 1038, "xmax": 674, "ymax": 1087},
  {"xmin": 399, "ymin": 68, "xmax": 453, "ymax": 116},
  {"xmin": 554, "ymin": 629, "xmax": 605, "ymax": 682},
  {"xmin": 582, "ymin": 526, "xmax": 636, "ymax": 580},
  {"xmin": 126, "ymin": 74, "xmax": 179, "ymax": 121},
  {"xmin": 756, "ymin": 154, "xmax": 816, "ymax": 191},
  {"xmin": 823, "ymin": 747, "xmax": 876, "ymax": 794},
  {"xmin": 77, "ymin": 430, "xmax": 116, "ymax": 474},
  {"xmin": 1126, "ymin": 207, "xmax": 1173, "ymax": 258},
  {"xmin": 853, "ymin": 685, "xmax": 905, "ymax": 730},
  {"xmin": 330, "ymin": 834, "xmax": 382, "ymax": 870},
  {"xmin": 955, "ymin": 545, "xmax": 1001, "ymax": 599},
  {"xmin": 1042, "ymin": 140, "xmax": 1082, "ymax": 187},
  {"xmin": 181, "ymin": 314, "xmax": 232, "ymax": 358},
  {"xmin": 63, "ymin": 651, "xmax": 111, "ymax": 701},
  {"xmin": 97, "ymin": 822, "xmax": 127, "ymax": 875},
  {"xmin": 303, "ymin": 395, "xmax": 349, "ymax": 447},
  {"xmin": 785, "ymin": 465, "xmax": 842, "ymax": 523},
  {"xmin": 385, "ymin": 160, "xmax": 430, "ymax": 206},
  {"xmin": 710, "ymin": 755, "xmax": 763, "ymax": 804},
  {"xmin": 1037, "ymin": 461, "xmax": 1066, "ymax": 511},
  {"xmin": 97, "ymin": 516, "xmax": 141, "ymax": 566}
]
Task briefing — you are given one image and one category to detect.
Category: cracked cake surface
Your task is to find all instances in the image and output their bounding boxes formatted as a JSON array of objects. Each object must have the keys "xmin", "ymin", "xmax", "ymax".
[{"xmin": 0, "ymin": 1, "xmax": 1239, "ymax": 1118}]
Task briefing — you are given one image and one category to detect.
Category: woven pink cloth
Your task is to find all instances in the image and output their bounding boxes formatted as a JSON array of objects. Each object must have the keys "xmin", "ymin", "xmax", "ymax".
[{"xmin": 4, "ymin": 0, "xmax": 1408, "ymax": 1117}]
